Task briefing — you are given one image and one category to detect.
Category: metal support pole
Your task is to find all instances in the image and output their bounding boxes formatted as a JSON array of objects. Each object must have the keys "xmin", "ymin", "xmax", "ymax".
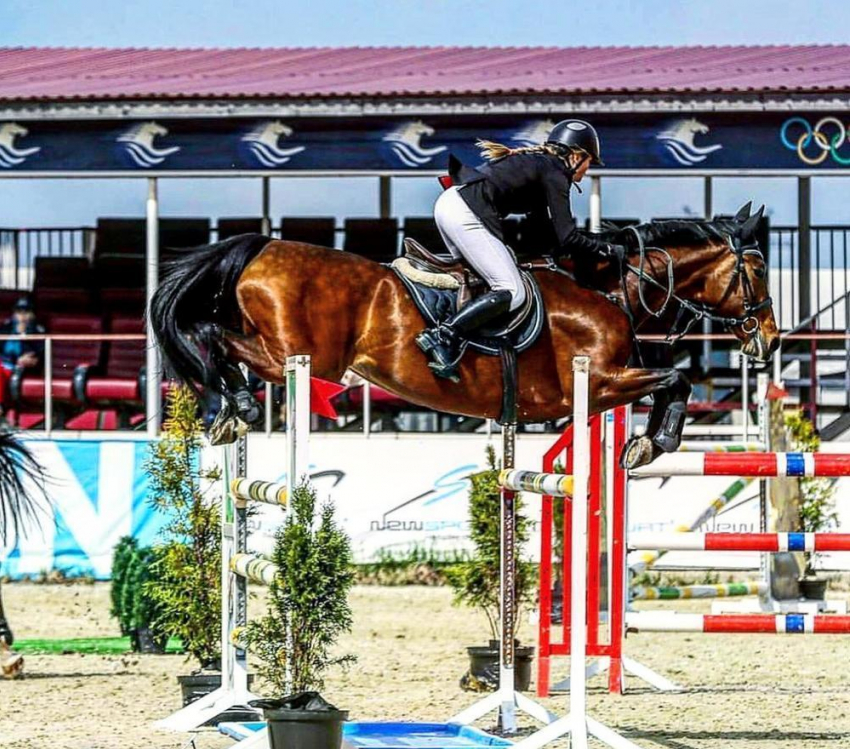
[
  {"xmin": 702, "ymin": 177, "xmax": 714, "ymax": 376},
  {"xmin": 589, "ymin": 176, "xmax": 602, "ymax": 233},
  {"xmin": 43, "ymin": 338, "xmax": 52, "ymax": 437},
  {"xmin": 741, "ymin": 353, "xmax": 749, "ymax": 442},
  {"xmin": 798, "ymin": 176, "xmax": 812, "ymax": 321},
  {"xmin": 379, "ymin": 176, "xmax": 392, "ymax": 219},
  {"xmin": 261, "ymin": 176, "xmax": 271, "ymax": 236},
  {"xmin": 145, "ymin": 177, "xmax": 161, "ymax": 438},
  {"xmin": 363, "ymin": 380, "xmax": 372, "ymax": 438},
  {"xmin": 264, "ymin": 381, "xmax": 273, "ymax": 436}
]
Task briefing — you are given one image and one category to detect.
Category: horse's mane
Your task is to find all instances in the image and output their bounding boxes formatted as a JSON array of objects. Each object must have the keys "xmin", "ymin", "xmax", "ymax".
[{"xmin": 593, "ymin": 218, "xmax": 735, "ymax": 248}]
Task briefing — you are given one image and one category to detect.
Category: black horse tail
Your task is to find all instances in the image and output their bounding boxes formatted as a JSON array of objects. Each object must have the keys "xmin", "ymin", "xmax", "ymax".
[
  {"xmin": 148, "ymin": 233, "xmax": 272, "ymax": 395},
  {"xmin": 0, "ymin": 430, "xmax": 50, "ymax": 545}
]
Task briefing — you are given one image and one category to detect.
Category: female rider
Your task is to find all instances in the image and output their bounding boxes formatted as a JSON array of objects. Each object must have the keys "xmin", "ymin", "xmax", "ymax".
[{"xmin": 416, "ymin": 119, "xmax": 626, "ymax": 380}]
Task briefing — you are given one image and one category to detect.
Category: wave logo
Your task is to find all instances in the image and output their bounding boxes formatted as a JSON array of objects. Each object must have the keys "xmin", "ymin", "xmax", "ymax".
[
  {"xmin": 242, "ymin": 121, "xmax": 305, "ymax": 167},
  {"xmin": 0, "ymin": 123, "xmax": 40, "ymax": 168},
  {"xmin": 512, "ymin": 119, "xmax": 556, "ymax": 146},
  {"xmin": 780, "ymin": 117, "xmax": 850, "ymax": 166},
  {"xmin": 383, "ymin": 121, "xmax": 446, "ymax": 167},
  {"xmin": 656, "ymin": 118, "xmax": 722, "ymax": 166},
  {"xmin": 117, "ymin": 122, "xmax": 180, "ymax": 168}
]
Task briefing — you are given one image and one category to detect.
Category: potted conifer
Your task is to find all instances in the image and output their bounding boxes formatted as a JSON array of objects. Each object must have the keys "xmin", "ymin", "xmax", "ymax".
[
  {"xmin": 243, "ymin": 481, "xmax": 355, "ymax": 749},
  {"xmin": 786, "ymin": 411, "xmax": 839, "ymax": 600},
  {"xmin": 446, "ymin": 445, "xmax": 535, "ymax": 692}
]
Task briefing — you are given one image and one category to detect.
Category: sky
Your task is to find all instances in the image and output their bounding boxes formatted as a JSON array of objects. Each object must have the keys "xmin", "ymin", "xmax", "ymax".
[{"xmin": 0, "ymin": 0, "xmax": 848, "ymax": 229}]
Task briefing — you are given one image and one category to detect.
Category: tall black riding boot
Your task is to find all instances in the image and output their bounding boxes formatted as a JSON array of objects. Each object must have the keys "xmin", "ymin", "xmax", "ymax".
[{"xmin": 415, "ymin": 290, "xmax": 513, "ymax": 381}]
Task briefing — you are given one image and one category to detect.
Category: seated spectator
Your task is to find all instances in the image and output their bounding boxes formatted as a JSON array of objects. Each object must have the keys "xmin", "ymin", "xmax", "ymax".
[{"xmin": 0, "ymin": 297, "xmax": 45, "ymax": 408}]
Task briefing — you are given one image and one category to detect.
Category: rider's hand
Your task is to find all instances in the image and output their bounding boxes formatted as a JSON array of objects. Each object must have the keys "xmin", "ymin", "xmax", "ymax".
[{"xmin": 607, "ymin": 244, "xmax": 627, "ymax": 263}]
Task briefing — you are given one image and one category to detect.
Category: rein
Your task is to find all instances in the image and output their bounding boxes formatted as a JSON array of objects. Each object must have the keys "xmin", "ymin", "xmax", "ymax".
[{"xmin": 619, "ymin": 227, "xmax": 771, "ymax": 343}]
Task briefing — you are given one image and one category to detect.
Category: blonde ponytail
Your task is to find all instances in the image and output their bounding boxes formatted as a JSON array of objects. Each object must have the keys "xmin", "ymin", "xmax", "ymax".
[{"xmin": 476, "ymin": 139, "xmax": 572, "ymax": 166}]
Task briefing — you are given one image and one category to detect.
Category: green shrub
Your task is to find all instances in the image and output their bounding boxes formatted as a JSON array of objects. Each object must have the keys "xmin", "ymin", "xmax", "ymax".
[
  {"xmin": 445, "ymin": 445, "xmax": 535, "ymax": 642},
  {"xmin": 242, "ymin": 481, "xmax": 355, "ymax": 695},
  {"xmin": 110, "ymin": 536, "xmax": 163, "ymax": 647},
  {"xmin": 785, "ymin": 410, "xmax": 839, "ymax": 574},
  {"xmin": 144, "ymin": 385, "xmax": 223, "ymax": 668}
]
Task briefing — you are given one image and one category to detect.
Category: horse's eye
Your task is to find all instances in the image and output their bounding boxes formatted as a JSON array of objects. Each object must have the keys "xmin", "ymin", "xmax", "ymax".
[{"xmin": 753, "ymin": 266, "xmax": 766, "ymax": 279}]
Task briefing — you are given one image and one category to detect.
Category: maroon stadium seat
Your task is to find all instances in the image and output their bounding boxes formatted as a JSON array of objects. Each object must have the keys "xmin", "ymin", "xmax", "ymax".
[
  {"xmin": 84, "ymin": 317, "xmax": 146, "ymax": 425},
  {"xmin": 10, "ymin": 314, "xmax": 104, "ymax": 427}
]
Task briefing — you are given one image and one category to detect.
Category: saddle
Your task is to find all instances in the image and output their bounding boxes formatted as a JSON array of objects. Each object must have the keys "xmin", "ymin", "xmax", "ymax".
[{"xmin": 391, "ymin": 238, "xmax": 545, "ymax": 357}]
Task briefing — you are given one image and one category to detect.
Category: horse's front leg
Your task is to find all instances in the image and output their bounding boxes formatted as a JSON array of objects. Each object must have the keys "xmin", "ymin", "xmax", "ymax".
[{"xmin": 596, "ymin": 366, "xmax": 691, "ymax": 469}]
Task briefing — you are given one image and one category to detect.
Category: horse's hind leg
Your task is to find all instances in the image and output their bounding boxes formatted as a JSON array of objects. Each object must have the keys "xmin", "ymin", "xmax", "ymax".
[
  {"xmin": 196, "ymin": 324, "xmax": 265, "ymax": 445},
  {"xmin": 596, "ymin": 367, "xmax": 691, "ymax": 469},
  {"xmin": 0, "ymin": 581, "xmax": 22, "ymax": 679},
  {"xmin": 0, "ymin": 581, "xmax": 11, "ymax": 647}
]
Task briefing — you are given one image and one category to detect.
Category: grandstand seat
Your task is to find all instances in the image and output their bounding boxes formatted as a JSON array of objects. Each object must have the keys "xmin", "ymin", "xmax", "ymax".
[
  {"xmin": 402, "ymin": 217, "xmax": 445, "ymax": 254},
  {"xmin": 32, "ymin": 257, "xmax": 94, "ymax": 314},
  {"xmin": 218, "ymin": 218, "xmax": 265, "ymax": 240},
  {"xmin": 343, "ymin": 218, "xmax": 399, "ymax": 262},
  {"xmin": 95, "ymin": 217, "xmax": 211, "ymax": 262},
  {"xmin": 95, "ymin": 255, "xmax": 146, "ymax": 317},
  {"xmin": 95, "ymin": 218, "xmax": 146, "ymax": 258},
  {"xmin": 83, "ymin": 316, "xmax": 145, "ymax": 426},
  {"xmin": 10, "ymin": 313, "xmax": 104, "ymax": 428},
  {"xmin": 281, "ymin": 217, "xmax": 336, "ymax": 248}
]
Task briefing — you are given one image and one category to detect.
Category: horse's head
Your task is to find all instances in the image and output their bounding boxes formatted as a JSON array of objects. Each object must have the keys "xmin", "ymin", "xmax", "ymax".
[{"xmin": 707, "ymin": 203, "xmax": 780, "ymax": 362}]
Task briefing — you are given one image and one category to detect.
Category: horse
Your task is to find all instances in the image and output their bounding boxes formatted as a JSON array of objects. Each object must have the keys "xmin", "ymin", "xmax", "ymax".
[
  {"xmin": 149, "ymin": 202, "xmax": 779, "ymax": 468},
  {"xmin": 0, "ymin": 431, "xmax": 50, "ymax": 678}
]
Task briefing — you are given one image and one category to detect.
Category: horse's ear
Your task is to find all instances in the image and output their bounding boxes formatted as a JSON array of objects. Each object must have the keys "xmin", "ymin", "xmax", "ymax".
[
  {"xmin": 734, "ymin": 202, "xmax": 753, "ymax": 223},
  {"xmin": 739, "ymin": 205, "xmax": 764, "ymax": 241}
]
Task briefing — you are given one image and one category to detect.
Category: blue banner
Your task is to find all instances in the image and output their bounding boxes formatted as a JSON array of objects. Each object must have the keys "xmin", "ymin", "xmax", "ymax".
[
  {"xmin": 0, "ymin": 113, "xmax": 848, "ymax": 172},
  {"xmin": 0, "ymin": 439, "xmax": 168, "ymax": 580}
]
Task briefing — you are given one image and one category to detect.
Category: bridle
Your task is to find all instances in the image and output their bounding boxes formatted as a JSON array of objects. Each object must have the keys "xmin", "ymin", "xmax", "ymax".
[{"xmin": 620, "ymin": 226, "xmax": 772, "ymax": 343}]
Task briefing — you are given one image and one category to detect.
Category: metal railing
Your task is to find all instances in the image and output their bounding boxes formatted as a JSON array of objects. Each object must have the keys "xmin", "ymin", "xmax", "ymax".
[{"xmin": 0, "ymin": 227, "xmax": 95, "ymax": 289}]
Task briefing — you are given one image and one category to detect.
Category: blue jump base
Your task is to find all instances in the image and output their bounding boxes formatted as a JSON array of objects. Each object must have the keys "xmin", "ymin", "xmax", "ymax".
[{"xmin": 219, "ymin": 721, "xmax": 514, "ymax": 748}]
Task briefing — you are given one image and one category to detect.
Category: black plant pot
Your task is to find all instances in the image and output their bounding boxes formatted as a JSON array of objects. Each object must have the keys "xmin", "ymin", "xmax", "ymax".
[
  {"xmin": 799, "ymin": 576, "xmax": 828, "ymax": 601},
  {"xmin": 263, "ymin": 706, "xmax": 348, "ymax": 749},
  {"xmin": 465, "ymin": 640, "xmax": 534, "ymax": 692},
  {"xmin": 131, "ymin": 626, "xmax": 167, "ymax": 654},
  {"xmin": 177, "ymin": 672, "xmax": 260, "ymax": 726}
]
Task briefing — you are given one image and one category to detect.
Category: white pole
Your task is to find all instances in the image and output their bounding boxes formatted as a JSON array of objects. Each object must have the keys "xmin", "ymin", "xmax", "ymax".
[
  {"xmin": 43, "ymin": 337, "xmax": 52, "ymax": 437},
  {"xmin": 570, "ymin": 356, "xmax": 590, "ymax": 749},
  {"xmin": 264, "ymin": 381, "xmax": 273, "ymax": 436},
  {"xmin": 363, "ymin": 380, "xmax": 372, "ymax": 438},
  {"xmin": 589, "ymin": 177, "xmax": 602, "ymax": 233},
  {"xmin": 145, "ymin": 177, "xmax": 161, "ymax": 438},
  {"xmin": 286, "ymin": 355, "xmax": 311, "ymax": 495},
  {"xmin": 741, "ymin": 353, "xmax": 749, "ymax": 442}
]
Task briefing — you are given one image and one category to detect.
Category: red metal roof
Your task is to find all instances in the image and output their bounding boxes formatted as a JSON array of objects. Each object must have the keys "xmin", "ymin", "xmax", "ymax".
[{"xmin": 0, "ymin": 45, "xmax": 848, "ymax": 101}]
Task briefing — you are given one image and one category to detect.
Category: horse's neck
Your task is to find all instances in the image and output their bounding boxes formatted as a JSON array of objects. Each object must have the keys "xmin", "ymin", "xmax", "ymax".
[{"xmin": 621, "ymin": 243, "xmax": 728, "ymax": 332}]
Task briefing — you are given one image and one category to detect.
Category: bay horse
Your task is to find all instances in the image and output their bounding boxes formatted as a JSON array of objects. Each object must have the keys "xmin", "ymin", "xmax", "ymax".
[
  {"xmin": 0, "ymin": 431, "xmax": 50, "ymax": 678},
  {"xmin": 149, "ymin": 203, "xmax": 779, "ymax": 467}
]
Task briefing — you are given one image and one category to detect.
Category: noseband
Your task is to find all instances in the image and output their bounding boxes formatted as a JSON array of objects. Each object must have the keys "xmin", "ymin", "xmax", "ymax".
[{"xmin": 621, "ymin": 227, "xmax": 772, "ymax": 343}]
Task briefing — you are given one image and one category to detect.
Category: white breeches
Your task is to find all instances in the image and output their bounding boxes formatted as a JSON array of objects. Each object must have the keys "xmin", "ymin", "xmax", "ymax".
[{"xmin": 433, "ymin": 186, "xmax": 527, "ymax": 311}]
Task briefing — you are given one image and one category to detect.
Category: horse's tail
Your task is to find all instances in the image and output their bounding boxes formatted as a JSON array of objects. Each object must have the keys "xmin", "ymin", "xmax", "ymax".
[
  {"xmin": 148, "ymin": 233, "xmax": 272, "ymax": 394},
  {"xmin": 0, "ymin": 430, "xmax": 50, "ymax": 545}
]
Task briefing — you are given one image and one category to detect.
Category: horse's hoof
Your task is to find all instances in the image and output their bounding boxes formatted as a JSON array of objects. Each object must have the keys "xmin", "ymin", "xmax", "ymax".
[
  {"xmin": 0, "ymin": 643, "xmax": 23, "ymax": 679},
  {"xmin": 235, "ymin": 418, "xmax": 251, "ymax": 438},
  {"xmin": 620, "ymin": 436, "xmax": 655, "ymax": 469},
  {"xmin": 235, "ymin": 392, "xmax": 263, "ymax": 425},
  {"xmin": 209, "ymin": 413, "xmax": 238, "ymax": 446}
]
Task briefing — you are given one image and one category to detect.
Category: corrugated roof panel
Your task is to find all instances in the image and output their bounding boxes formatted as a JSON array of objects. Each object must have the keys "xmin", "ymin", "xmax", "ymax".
[{"xmin": 0, "ymin": 45, "xmax": 847, "ymax": 101}]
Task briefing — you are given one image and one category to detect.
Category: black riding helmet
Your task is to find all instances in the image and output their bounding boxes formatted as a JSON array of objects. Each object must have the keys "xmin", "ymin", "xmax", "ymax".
[{"xmin": 546, "ymin": 119, "xmax": 603, "ymax": 166}]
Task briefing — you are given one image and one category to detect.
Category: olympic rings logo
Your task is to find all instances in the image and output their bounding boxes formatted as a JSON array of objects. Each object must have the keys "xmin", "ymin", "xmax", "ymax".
[{"xmin": 780, "ymin": 117, "xmax": 850, "ymax": 166}]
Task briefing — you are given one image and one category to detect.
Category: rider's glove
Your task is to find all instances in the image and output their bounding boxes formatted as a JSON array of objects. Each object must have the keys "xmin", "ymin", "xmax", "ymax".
[{"xmin": 606, "ymin": 244, "xmax": 627, "ymax": 263}]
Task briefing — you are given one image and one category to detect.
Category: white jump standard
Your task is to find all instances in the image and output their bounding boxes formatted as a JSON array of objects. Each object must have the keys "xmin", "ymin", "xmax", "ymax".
[{"xmin": 155, "ymin": 355, "xmax": 311, "ymax": 747}]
